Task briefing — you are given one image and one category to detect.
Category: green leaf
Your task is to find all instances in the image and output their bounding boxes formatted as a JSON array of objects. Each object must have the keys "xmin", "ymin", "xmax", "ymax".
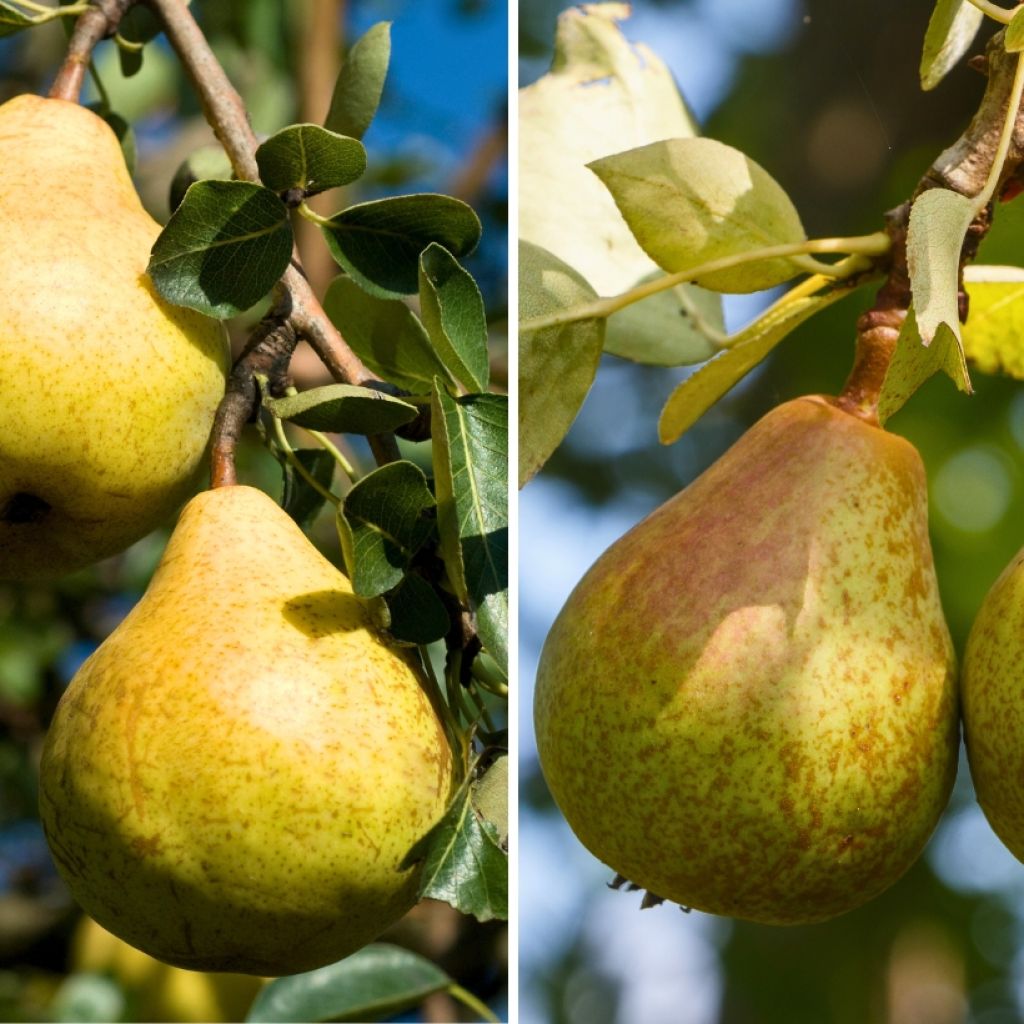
[
  {"xmin": 169, "ymin": 144, "xmax": 234, "ymax": 212},
  {"xmin": 320, "ymin": 194, "xmax": 482, "ymax": 298},
  {"xmin": 472, "ymin": 754, "xmax": 508, "ymax": 848},
  {"xmin": 906, "ymin": 187, "xmax": 973, "ymax": 345},
  {"xmin": 519, "ymin": 3, "xmax": 700, "ymax": 298},
  {"xmin": 589, "ymin": 137, "xmax": 808, "ymax": 293},
  {"xmin": 419, "ymin": 244, "xmax": 490, "ymax": 392},
  {"xmin": 384, "ymin": 574, "xmax": 451, "ymax": 645},
  {"xmin": 336, "ymin": 461, "xmax": 436, "ymax": 597},
  {"xmin": 266, "ymin": 384, "xmax": 418, "ymax": 435},
  {"xmin": 148, "ymin": 180, "xmax": 292, "ymax": 318},
  {"xmin": 519, "ymin": 242, "xmax": 605, "ymax": 486},
  {"xmin": 0, "ymin": 2, "xmax": 34, "ymax": 38},
  {"xmin": 322, "ymin": 276, "xmax": 450, "ymax": 391},
  {"xmin": 255, "ymin": 124, "xmax": 366, "ymax": 197},
  {"xmin": 605, "ymin": 272, "xmax": 722, "ymax": 366},
  {"xmin": 877, "ymin": 307, "xmax": 972, "ymax": 424},
  {"xmin": 280, "ymin": 449, "xmax": 335, "ymax": 529},
  {"xmin": 1008, "ymin": 6, "xmax": 1024, "ymax": 51},
  {"xmin": 431, "ymin": 386, "xmax": 508, "ymax": 675},
  {"xmin": 920, "ymin": 0, "xmax": 984, "ymax": 89},
  {"xmin": 961, "ymin": 264, "xmax": 1024, "ymax": 378},
  {"xmin": 406, "ymin": 775, "xmax": 508, "ymax": 922},
  {"xmin": 117, "ymin": 38, "xmax": 143, "ymax": 78},
  {"xmin": 245, "ymin": 944, "xmax": 451, "ymax": 1023},
  {"xmin": 325, "ymin": 21, "xmax": 391, "ymax": 141},
  {"xmin": 658, "ymin": 283, "xmax": 859, "ymax": 444}
]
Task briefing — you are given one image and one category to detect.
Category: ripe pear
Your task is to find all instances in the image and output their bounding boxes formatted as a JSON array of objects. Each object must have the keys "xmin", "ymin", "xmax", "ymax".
[
  {"xmin": 535, "ymin": 396, "xmax": 958, "ymax": 925},
  {"xmin": 0, "ymin": 94, "xmax": 228, "ymax": 581},
  {"xmin": 39, "ymin": 485, "xmax": 455, "ymax": 975},
  {"xmin": 961, "ymin": 551, "xmax": 1024, "ymax": 859}
]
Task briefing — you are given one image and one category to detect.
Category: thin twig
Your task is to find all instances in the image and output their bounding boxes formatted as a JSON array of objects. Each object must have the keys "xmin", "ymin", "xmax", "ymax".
[
  {"xmin": 49, "ymin": 0, "xmax": 138, "ymax": 101},
  {"xmin": 142, "ymin": 0, "xmax": 407, "ymax": 471},
  {"xmin": 841, "ymin": 24, "xmax": 1024, "ymax": 416}
]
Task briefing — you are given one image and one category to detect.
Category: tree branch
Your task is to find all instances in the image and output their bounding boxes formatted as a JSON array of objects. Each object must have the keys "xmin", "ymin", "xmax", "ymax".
[
  {"xmin": 141, "ymin": 0, "xmax": 409, "ymax": 474},
  {"xmin": 841, "ymin": 27, "xmax": 1024, "ymax": 417},
  {"xmin": 49, "ymin": 0, "xmax": 138, "ymax": 101}
]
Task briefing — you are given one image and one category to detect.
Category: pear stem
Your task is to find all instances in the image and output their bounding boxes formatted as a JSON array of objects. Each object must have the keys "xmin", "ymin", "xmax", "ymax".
[{"xmin": 49, "ymin": 0, "xmax": 138, "ymax": 102}]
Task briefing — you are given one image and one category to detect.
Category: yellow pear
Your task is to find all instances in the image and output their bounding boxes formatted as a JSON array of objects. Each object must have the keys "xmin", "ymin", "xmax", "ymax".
[
  {"xmin": 0, "ymin": 94, "xmax": 228, "ymax": 581},
  {"xmin": 72, "ymin": 916, "xmax": 263, "ymax": 1022},
  {"xmin": 535, "ymin": 396, "xmax": 958, "ymax": 924},
  {"xmin": 961, "ymin": 550, "xmax": 1024, "ymax": 859},
  {"xmin": 39, "ymin": 485, "xmax": 455, "ymax": 975}
]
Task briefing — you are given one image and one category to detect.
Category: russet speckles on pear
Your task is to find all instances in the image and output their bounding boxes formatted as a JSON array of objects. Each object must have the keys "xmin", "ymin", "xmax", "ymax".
[
  {"xmin": 39, "ymin": 485, "xmax": 455, "ymax": 975},
  {"xmin": 0, "ymin": 94, "xmax": 229, "ymax": 580},
  {"xmin": 534, "ymin": 396, "xmax": 958, "ymax": 925},
  {"xmin": 962, "ymin": 549, "xmax": 1024, "ymax": 861}
]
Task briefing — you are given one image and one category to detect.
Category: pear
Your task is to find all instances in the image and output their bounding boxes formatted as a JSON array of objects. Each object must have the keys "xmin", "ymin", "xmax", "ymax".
[
  {"xmin": 534, "ymin": 396, "xmax": 958, "ymax": 925},
  {"xmin": 0, "ymin": 94, "xmax": 229, "ymax": 581},
  {"xmin": 39, "ymin": 485, "xmax": 455, "ymax": 975},
  {"xmin": 961, "ymin": 551, "xmax": 1024, "ymax": 859}
]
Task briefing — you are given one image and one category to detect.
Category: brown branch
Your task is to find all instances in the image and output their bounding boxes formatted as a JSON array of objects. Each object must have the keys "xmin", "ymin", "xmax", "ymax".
[
  {"xmin": 142, "ymin": 0, "xmax": 407, "ymax": 474},
  {"xmin": 840, "ymin": 27, "xmax": 1024, "ymax": 418},
  {"xmin": 49, "ymin": 0, "xmax": 138, "ymax": 101}
]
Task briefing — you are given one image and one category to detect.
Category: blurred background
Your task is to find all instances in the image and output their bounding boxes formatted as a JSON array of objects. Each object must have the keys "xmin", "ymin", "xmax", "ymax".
[
  {"xmin": 0, "ymin": 1, "xmax": 507, "ymax": 1021},
  {"xmin": 519, "ymin": 1, "xmax": 1024, "ymax": 1022}
]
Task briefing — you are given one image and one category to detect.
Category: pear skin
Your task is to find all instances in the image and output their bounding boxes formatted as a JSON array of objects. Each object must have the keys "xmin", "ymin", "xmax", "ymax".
[
  {"xmin": 962, "ymin": 550, "xmax": 1024, "ymax": 859},
  {"xmin": 0, "ymin": 95, "xmax": 228, "ymax": 580},
  {"xmin": 534, "ymin": 396, "xmax": 958, "ymax": 924},
  {"xmin": 39, "ymin": 486, "xmax": 455, "ymax": 975}
]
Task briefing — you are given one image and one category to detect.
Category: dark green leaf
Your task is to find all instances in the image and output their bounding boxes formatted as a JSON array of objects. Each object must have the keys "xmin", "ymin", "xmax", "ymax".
[
  {"xmin": 266, "ymin": 384, "xmax": 418, "ymax": 435},
  {"xmin": 336, "ymin": 461, "xmax": 436, "ymax": 597},
  {"xmin": 245, "ymin": 944, "xmax": 451, "ymax": 1023},
  {"xmin": 406, "ymin": 776, "xmax": 508, "ymax": 922},
  {"xmin": 431, "ymin": 386, "xmax": 508, "ymax": 674},
  {"xmin": 323, "ymin": 276, "xmax": 451, "ymax": 392},
  {"xmin": 117, "ymin": 39, "xmax": 143, "ymax": 77},
  {"xmin": 325, "ymin": 21, "xmax": 391, "ymax": 140},
  {"xmin": 169, "ymin": 145, "xmax": 234, "ymax": 212},
  {"xmin": 118, "ymin": 5, "xmax": 161, "ymax": 44},
  {"xmin": 256, "ymin": 124, "xmax": 366, "ymax": 197},
  {"xmin": 87, "ymin": 105, "xmax": 136, "ymax": 176},
  {"xmin": 280, "ymin": 449, "xmax": 335, "ymax": 529},
  {"xmin": 0, "ymin": 2, "xmax": 33, "ymax": 38},
  {"xmin": 320, "ymin": 194, "xmax": 482, "ymax": 298},
  {"xmin": 384, "ymin": 574, "xmax": 451, "ymax": 644},
  {"xmin": 148, "ymin": 180, "xmax": 292, "ymax": 318},
  {"xmin": 419, "ymin": 244, "xmax": 489, "ymax": 392}
]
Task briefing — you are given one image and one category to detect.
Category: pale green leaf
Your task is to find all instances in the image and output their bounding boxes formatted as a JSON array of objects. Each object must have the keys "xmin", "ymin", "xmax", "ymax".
[
  {"xmin": 961, "ymin": 264, "xmax": 1024, "ymax": 378},
  {"xmin": 877, "ymin": 307, "xmax": 972, "ymax": 423},
  {"xmin": 906, "ymin": 187, "xmax": 973, "ymax": 344},
  {"xmin": 519, "ymin": 2, "xmax": 701, "ymax": 303},
  {"xmin": 1008, "ymin": 6, "xmax": 1024, "ymax": 51},
  {"xmin": 605, "ymin": 273, "xmax": 722, "ymax": 366},
  {"xmin": 519, "ymin": 242, "xmax": 604, "ymax": 485},
  {"xmin": 325, "ymin": 21, "xmax": 391, "ymax": 141},
  {"xmin": 658, "ymin": 284, "xmax": 858, "ymax": 444},
  {"xmin": 920, "ymin": 0, "xmax": 984, "ymax": 89},
  {"xmin": 589, "ymin": 137, "xmax": 807, "ymax": 293}
]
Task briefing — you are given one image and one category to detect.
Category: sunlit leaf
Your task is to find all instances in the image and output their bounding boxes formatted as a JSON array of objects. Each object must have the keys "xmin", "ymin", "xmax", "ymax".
[
  {"xmin": 920, "ymin": 0, "xmax": 984, "ymax": 89},
  {"xmin": 325, "ymin": 21, "xmax": 391, "ymax": 140},
  {"xmin": 265, "ymin": 384, "xmax": 418, "ymax": 435},
  {"xmin": 255, "ymin": 124, "xmax": 366, "ymax": 196},
  {"xmin": 658, "ymin": 283, "xmax": 859, "ymax": 444},
  {"xmin": 519, "ymin": 242, "xmax": 604, "ymax": 485},
  {"xmin": 589, "ymin": 137, "xmax": 807, "ymax": 293},
  {"xmin": 962, "ymin": 264, "xmax": 1024, "ymax": 379}
]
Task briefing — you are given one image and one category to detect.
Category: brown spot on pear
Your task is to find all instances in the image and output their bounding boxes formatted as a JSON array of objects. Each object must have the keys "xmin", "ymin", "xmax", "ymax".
[{"xmin": 534, "ymin": 395, "xmax": 958, "ymax": 924}]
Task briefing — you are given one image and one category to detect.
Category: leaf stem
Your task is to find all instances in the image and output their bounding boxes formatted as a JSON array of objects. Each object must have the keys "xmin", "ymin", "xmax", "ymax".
[
  {"xmin": 966, "ymin": 0, "xmax": 1014, "ymax": 24},
  {"xmin": 270, "ymin": 412, "xmax": 341, "ymax": 508},
  {"xmin": 298, "ymin": 202, "xmax": 334, "ymax": 226},
  {"xmin": 522, "ymin": 232, "xmax": 890, "ymax": 333},
  {"xmin": 973, "ymin": 49, "xmax": 1024, "ymax": 213},
  {"xmin": 447, "ymin": 983, "xmax": 499, "ymax": 1024}
]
